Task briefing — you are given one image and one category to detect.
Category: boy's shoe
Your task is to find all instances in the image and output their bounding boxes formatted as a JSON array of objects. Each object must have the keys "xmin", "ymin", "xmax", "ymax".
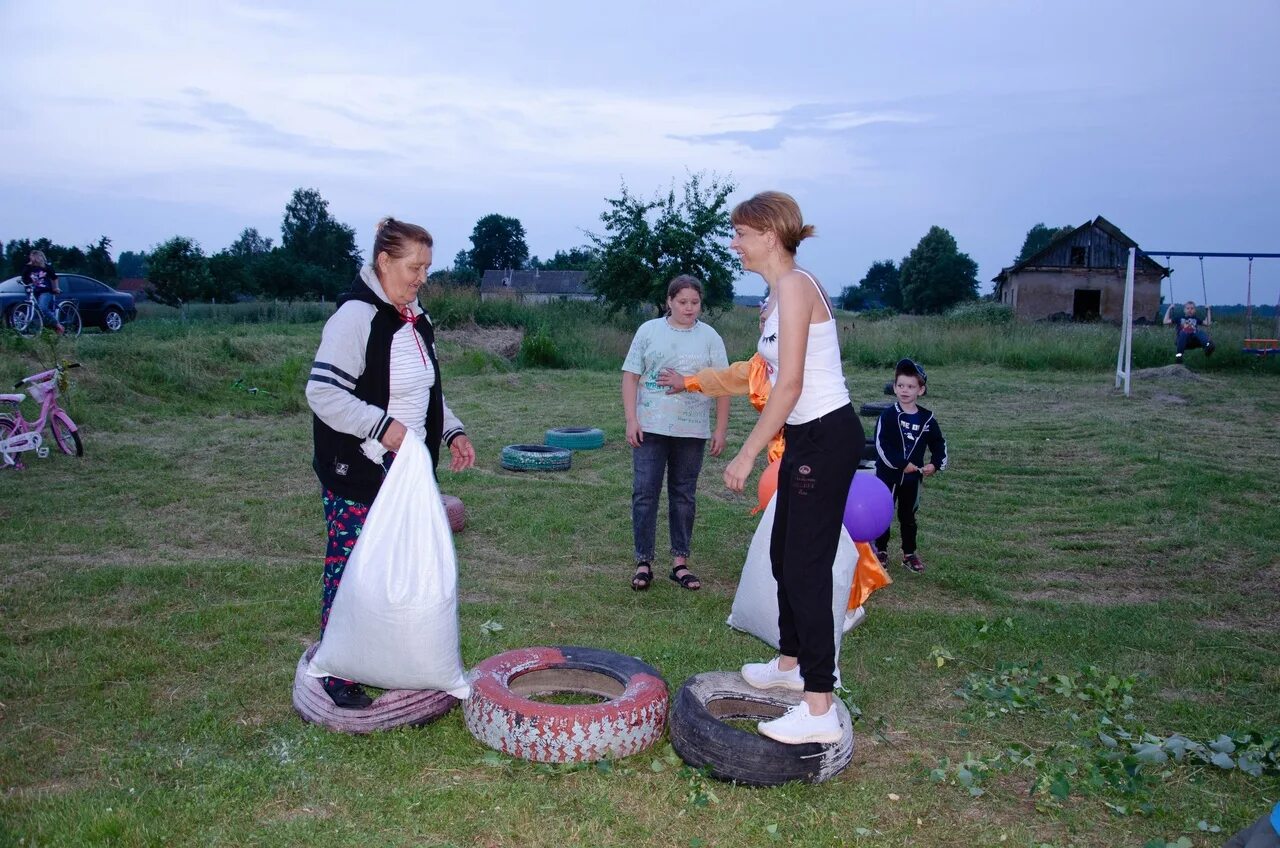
[
  {"xmin": 54, "ymin": 324, "xmax": 65, "ymax": 335},
  {"xmin": 741, "ymin": 657, "xmax": 804, "ymax": 692},
  {"xmin": 842, "ymin": 605, "xmax": 867, "ymax": 633},
  {"xmin": 758, "ymin": 700, "xmax": 843, "ymax": 745},
  {"xmin": 875, "ymin": 548, "xmax": 889, "ymax": 568},
  {"xmin": 1175, "ymin": 352, "xmax": 1184, "ymax": 363},
  {"xmin": 902, "ymin": 553, "xmax": 926, "ymax": 573},
  {"xmin": 1205, "ymin": 343, "xmax": 1215, "ymax": 357},
  {"xmin": 322, "ymin": 676, "xmax": 373, "ymax": 709}
]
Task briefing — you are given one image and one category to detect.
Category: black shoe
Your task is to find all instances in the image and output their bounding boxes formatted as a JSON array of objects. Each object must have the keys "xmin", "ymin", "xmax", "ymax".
[
  {"xmin": 1175, "ymin": 352, "xmax": 1183, "ymax": 363},
  {"xmin": 322, "ymin": 676, "xmax": 373, "ymax": 709},
  {"xmin": 1205, "ymin": 343, "xmax": 1215, "ymax": 357}
]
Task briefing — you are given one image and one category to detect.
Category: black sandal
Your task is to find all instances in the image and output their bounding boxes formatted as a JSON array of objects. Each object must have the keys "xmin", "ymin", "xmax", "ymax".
[
  {"xmin": 631, "ymin": 561, "xmax": 653, "ymax": 591},
  {"xmin": 669, "ymin": 565, "xmax": 701, "ymax": 591}
]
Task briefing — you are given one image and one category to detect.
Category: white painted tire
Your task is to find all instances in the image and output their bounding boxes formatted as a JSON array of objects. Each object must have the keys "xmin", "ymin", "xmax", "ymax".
[
  {"xmin": 464, "ymin": 646, "xmax": 668, "ymax": 763},
  {"xmin": 292, "ymin": 642, "xmax": 458, "ymax": 734}
]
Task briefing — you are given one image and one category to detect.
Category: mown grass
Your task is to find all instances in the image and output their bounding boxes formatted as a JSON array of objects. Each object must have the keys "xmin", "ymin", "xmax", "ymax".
[{"xmin": 0, "ymin": 311, "xmax": 1277, "ymax": 847}]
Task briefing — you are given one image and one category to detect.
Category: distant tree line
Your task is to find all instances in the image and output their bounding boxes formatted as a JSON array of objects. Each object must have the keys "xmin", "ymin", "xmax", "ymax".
[{"xmin": 4, "ymin": 236, "xmax": 119, "ymax": 282}]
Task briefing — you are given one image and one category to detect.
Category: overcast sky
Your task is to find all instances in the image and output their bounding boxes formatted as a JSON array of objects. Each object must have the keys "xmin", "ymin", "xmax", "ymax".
[{"xmin": 2, "ymin": 1, "xmax": 1277, "ymax": 304}]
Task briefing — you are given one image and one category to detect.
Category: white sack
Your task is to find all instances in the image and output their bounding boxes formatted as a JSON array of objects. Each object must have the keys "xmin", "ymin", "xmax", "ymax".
[
  {"xmin": 309, "ymin": 433, "xmax": 470, "ymax": 698},
  {"xmin": 726, "ymin": 494, "xmax": 857, "ymax": 684}
]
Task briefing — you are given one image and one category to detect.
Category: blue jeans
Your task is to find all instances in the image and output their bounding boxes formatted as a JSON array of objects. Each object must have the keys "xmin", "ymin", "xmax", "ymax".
[
  {"xmin": 632, "ymin": 433, "xmax": 706, "ymax": 563},
  {"xmin": 1176, "ymin": 329, "xmax": 1213, "ymax": 354},
  {"xmin": 36, "ymin": 291, "xmax": 59, "ymax": 327}
]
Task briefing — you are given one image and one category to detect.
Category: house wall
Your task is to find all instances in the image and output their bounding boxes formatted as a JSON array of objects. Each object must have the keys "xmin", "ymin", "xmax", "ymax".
[
  {"xmin": 480, "ymin": 291, "xmax": 598, "ymax": 304},
  {"xmin": 1007, "ymin": 269, "xmax": 1162, "ymax": 322}
]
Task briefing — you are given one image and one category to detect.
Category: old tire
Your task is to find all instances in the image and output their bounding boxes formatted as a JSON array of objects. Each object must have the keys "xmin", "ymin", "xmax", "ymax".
[
  {"xmin": 668, "ymin": 671, "xmax": 854, "ymax": 786},
  {"xmin": 858, "ymin": 438, "xmax": 876, "ymax": 469},
  {"xmin": 464, "ymin": 646, "xmax": 668, "ymax": 763},
  {"xmin": 883, "ymin": 381, "xmax": 895, "ymax": 396},
  {"xmin": 501, "ymin": 444, "xmax": 571, "ymax": 472},
  {"xmin": 441, "ymin": 493, "xmax": 466, "ymax": 533},
  {"xmin": 545, "ymin": 427, "xmax": 605, "ymax": 450},
  {"xmin": 859, "ymin": 401, "xmax": 894, "ymax": 418},
  {"xmin": 292, "ymin": 642, "xmax": 458, "ymax": 734}
]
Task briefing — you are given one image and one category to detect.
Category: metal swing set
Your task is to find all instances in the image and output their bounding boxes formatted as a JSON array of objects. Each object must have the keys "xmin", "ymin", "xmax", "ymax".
[{"xmin": 1113, "ymin": 248, "xmax": 1280, "ymax": 397}]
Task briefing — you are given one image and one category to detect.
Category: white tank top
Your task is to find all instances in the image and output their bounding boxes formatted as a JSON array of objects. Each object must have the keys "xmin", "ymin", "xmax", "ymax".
[{"xmin": 757, "ymin": 269, "xmax": 850, "ymax": 425}]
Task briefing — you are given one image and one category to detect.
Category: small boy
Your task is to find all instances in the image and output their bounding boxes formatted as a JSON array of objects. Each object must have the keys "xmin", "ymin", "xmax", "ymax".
[{"xmin": 873, "ymin": 358, "xmax": 948, "ymax": 573}]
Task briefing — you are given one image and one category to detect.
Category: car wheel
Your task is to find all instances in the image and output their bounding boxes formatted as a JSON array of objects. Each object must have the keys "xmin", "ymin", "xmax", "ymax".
[
  {"xmin": 292, "ymin": 642, "xmax": 459, "ymax": 733},
  {"xmin": 464, "ymin": 646, "xmax": 669, "ymax": 763},
  {"xmin": 501, "ymin": 444, "xmax": 572, "ymax": 472},
  {"xmin": 668, "ymin": 671, "xmax": 855, "ymax": 786},
  {"xmin": 102, "ymin": 308, "xmax": 124, "ymax": 333}
]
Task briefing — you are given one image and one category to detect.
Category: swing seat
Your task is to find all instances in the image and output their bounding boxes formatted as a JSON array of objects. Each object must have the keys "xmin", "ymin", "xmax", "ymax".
[{"xmin": 1243, "ymin": 338, "xmax": 1280, "ymax": 356}]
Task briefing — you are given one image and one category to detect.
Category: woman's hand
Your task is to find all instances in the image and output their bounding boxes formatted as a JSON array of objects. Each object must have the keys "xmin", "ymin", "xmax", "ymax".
[
  {"xmin": 656, "ymin": 368, "xmax": 686, "ymax": 394},
  {"xmin": 448, "ymin": 435, "xmax": 476, "ymax": 472},
  {"xmin": 381, "ymin": 420, "xmax": 407, "ymax": 451},
  {"xmin": 626, "ymin": 419, "xmax": 644, "ymax": 448},
  {"xmin": 724, "ymin": 450, "xmax": 756, "ymax": 493}
]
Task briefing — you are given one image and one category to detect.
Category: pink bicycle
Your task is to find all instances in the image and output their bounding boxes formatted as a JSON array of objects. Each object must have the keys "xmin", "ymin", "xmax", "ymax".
[{"xmin": 0, "ymin": 363, "xmax": 84, "ymax": 469}]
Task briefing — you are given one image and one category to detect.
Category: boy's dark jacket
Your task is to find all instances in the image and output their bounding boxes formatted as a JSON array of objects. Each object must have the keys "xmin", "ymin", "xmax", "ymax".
[
  {"xmin": 873, "ymin": 402, "xmax": 948, "ymax": 485},
  {"xmin": 311, "ymin": 278, "xmax": 446, "ymax": 503}
]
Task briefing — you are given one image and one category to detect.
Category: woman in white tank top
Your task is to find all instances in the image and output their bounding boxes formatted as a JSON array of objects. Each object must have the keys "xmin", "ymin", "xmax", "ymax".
[{"xmin": 724, "ymin": 191, "xmax": 864, "ymax": 746}]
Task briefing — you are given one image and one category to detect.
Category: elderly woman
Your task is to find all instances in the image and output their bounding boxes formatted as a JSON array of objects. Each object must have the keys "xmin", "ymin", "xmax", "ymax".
[{"xmin": 306, "ymin": 217, "xmax": 476, "ymax": 708}]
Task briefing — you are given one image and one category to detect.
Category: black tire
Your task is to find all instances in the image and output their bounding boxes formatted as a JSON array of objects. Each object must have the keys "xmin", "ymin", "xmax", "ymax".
[
  {"xmin": 49, "ymin": 412, "xmax": 83, "ymax": 457},
  {"xmin": 859, "ymin": 401, "xmax": 894, "ymax": 418},
  {"xmin": 883, "ymin": 381, "xmax": 895, "ymax": 396},
  {"xmin": 501, "ymin": 444, "xmax": 571, "ymax": 472},
  {"xmin": 464, "ymin": 646, "xmax": 669, "ymax": 763},
  {"xmin": 858, "ymin": 438, "xmax": 876, "ymax": 469},
  {"xmin": 668, "ymin": 671, "xmax": 854, "ymax": 786},
  {"xmin": 545, "ymin": 427, "xmax": 605, "ymax": 450},
  {"xmin": 292, "ymin": 642, "xmax": 458, "ymax": 734},
  {"xmin": 101, "ymin": 308, "xmax": 125, "ymax": 333}
]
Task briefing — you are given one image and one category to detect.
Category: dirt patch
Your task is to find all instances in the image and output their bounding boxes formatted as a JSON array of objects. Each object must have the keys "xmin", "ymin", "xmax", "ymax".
[
  {"xmin": 1152, "ymin": 392, "xmax": 1187, "ymax": 405},
  {"xmin": 1133, "ymin": 364, "xmax": 1204, "ymax": 381},
  {"xmin": 438, "ymin": 323, "xmax": 523, "ymax": 360}
]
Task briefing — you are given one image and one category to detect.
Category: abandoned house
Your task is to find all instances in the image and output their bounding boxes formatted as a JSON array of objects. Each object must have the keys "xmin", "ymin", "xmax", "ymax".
[
  {"xmin": 478, "ymin": 269, "xmax": 598, "ymax": 304},
  {"xmin": 992, "ymin": 216, "xmax": 1168, "ymax": 322}
]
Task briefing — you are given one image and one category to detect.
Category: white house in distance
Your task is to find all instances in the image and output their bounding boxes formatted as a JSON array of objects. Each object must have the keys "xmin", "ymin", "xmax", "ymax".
[{"xmin": 478, "ymin": 269, "xmax": 598, "ymax": 303}]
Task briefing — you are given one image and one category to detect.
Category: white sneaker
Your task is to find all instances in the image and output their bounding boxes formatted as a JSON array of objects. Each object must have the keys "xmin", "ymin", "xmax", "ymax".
[
  {"xmin": 740, "ymin": 657, "xmax": 803, "ymax": 692},
  {"xmin": 842, "ymin": 606, "xmax": 867, "ymax": 633},
  {"xmin": 758, "ymin": 700, "xmax": 843, "ymax": 745}
]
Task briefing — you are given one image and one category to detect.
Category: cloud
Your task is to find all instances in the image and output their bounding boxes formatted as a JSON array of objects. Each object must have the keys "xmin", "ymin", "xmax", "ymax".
[{"xmin": 675, "ymin": 103, "xmax": 928, "ymax": 151}]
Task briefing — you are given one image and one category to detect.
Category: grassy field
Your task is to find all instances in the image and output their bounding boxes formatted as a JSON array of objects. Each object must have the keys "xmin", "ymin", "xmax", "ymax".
[{"xmin": 1, "ymin": 310, "xmax": 1277, "ymax": 848}]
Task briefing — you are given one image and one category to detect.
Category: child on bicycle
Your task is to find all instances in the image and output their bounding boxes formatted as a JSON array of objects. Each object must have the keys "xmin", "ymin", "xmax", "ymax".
[{"xmin": 21, "ymin": 250, "xmax": 64, "ymax": 335}]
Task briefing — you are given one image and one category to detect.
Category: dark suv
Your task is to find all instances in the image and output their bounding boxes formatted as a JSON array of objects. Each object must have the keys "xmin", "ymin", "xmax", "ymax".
[{"xmin": 1, "ymin": 274, "xmax": 137, "ymax": 332}]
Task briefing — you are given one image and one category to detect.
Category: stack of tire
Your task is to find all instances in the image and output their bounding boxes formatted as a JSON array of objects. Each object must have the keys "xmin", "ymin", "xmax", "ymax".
[{"xmin": 501, "ymin": 426, "xmax": 605, "ymax": 472}]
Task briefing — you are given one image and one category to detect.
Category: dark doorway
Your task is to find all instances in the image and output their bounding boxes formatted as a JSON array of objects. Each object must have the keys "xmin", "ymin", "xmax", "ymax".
[{"xmin": 1073, "ymin": 289, "xmax": 1101, "ymax": 322}]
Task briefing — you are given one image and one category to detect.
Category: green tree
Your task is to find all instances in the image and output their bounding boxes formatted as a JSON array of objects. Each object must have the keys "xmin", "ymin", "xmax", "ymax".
[
  {"xmin": 1016, "ymin": 223, "xmax": 1074, "ymax": 262},
  {"xmin": 4, "ymin": 238, "xmax": 86, "ymax": 276},
  {"xmin": 840, "ymin": 259, "xmax": 901, "ymax": 310},
  {"xmin": 448, "ymin": 249, "xmax": 479, "ymax": 285},
  {"xmin": 281, "ymin": 188, "xmax": 362, "ymax": 277},
  {"xmin": 898, "ymin": 226, "xmax": 979, "ymax": 314},
  {"xmin": 147, "ymin": 236, "xmax": 213, "ymax": 307},
  {"xmin": 586, "ymin": 172, "xmax": 737, "ymax": 313},
  {"xmin": 117, "ymin": 250, "xmax": 149, "ymax": 278},
  {"xmin": 530, "ymin": 246, "xmax": 599, "ymax": 272},
  {"xmin": 466, "ymin": 214, "xmax": 530, "ymax": 275},
  {"xmin": 84, "ymin": 236, "xmax": 117, "ymax": 282},
  {"xmin": 228, "ymin": 227, "xmax": 274, "ymax": 257}
]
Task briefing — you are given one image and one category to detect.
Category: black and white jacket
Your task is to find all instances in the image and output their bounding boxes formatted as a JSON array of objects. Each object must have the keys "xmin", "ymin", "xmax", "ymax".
[
  {"xmin": 873, "ymin": 402, "xmax": 948, "ymax": 487},
  {"xmin": 307, "ymin": 269, "xmax": 465, "ymax": 503}
]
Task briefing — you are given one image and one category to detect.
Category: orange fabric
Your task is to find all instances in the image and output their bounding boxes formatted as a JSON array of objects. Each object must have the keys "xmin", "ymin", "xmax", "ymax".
[
  {"xmin": 685, "ymin": 355, "xmax": 783, "ymax": 463},
  {"xmin": 848, "ymin": 542, "xmax": 892, "ymax": 610}
]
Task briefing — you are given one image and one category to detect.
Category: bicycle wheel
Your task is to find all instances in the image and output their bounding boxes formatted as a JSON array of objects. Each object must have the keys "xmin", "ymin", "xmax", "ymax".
[
  {"xmin": 10, "ymin": 302, "xmax": 41, "ymax": 337},
  {"xmin": 55, "ymin": 301, "xmax": 82, "ymax": 337},
  {"xmin": 49, "ymin": 411, "xmax": 83, "ymax": 457},
  {"xmin": 0, "ymin": 414, "xmax": 22, "ymax": 469}
]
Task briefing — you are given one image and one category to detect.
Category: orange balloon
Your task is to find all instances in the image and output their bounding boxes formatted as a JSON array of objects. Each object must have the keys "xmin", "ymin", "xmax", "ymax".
[{"xmin": 754, "ymin": 458, "xmax": 781, "ymax": 514}]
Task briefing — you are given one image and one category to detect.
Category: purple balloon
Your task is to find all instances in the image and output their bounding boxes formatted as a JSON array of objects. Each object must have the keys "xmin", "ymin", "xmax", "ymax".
[{"xmin": 843, "ymin": 473, "xmax": 893, "ymax": 542}]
